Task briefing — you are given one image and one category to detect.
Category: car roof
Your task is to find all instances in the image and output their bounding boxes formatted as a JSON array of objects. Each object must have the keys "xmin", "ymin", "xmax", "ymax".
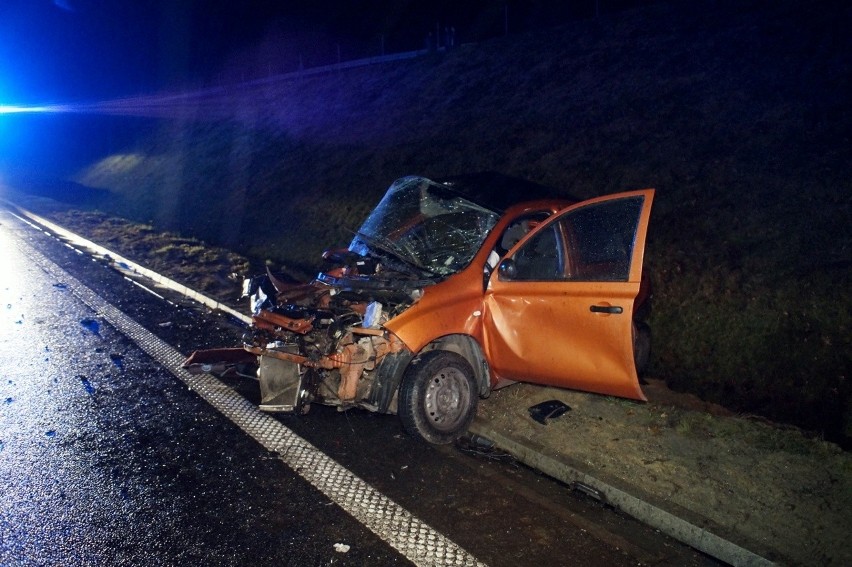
[{"xmin": 436, "ymin": 172, "xmax": 577, "ymax": 213}]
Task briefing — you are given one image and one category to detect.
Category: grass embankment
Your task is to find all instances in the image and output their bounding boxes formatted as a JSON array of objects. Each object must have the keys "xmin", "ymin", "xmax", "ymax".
[
  {"xmin": 42, "ymin": 0, "xmax": 851, "ymax": 442},
  {"xmin": 42, "ymin": 210, "xmax": 251, "ymax": 302}
]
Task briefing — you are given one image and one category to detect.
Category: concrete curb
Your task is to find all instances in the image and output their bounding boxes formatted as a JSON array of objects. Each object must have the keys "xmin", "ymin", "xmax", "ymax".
[{"xmin": 469, "ymin": 419, "xmax": 776, "ymax": 567}]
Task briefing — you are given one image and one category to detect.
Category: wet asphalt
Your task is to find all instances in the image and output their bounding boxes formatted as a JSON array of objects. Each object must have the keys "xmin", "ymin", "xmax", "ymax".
[
  {"xmin": 0, "ymin": 211, "xmax": 413, "ymax": 566},
  {"xmin": 0, "ymin": 206, "xmax": 719, "ymax": 567}
]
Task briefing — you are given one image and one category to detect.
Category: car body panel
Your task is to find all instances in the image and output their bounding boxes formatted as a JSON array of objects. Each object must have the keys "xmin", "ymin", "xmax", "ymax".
[
  {"xmin": 483, "ymin": 189, "xmax": 654, "ymax": 400},
  {"xmin": 482, "ymin": 281, "xmax": 644, "ymax": 399}
]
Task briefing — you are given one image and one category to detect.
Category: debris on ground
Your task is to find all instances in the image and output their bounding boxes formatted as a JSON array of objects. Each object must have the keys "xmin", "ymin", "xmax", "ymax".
[{"xmin": 528, "ymin": 400, "xmax": 571, "ymax": 424}]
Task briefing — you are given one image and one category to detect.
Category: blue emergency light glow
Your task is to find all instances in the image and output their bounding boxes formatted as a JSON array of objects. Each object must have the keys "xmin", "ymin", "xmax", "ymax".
[{"xmin": 0, "ymin": 105, "xmax": 53, "ymax": 114}]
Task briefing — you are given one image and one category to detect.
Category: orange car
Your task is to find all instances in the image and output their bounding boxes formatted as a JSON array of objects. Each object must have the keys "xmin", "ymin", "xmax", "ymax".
[{"xmin": 184, "ymin": 175, "xmax": 655, "ymax": 444}]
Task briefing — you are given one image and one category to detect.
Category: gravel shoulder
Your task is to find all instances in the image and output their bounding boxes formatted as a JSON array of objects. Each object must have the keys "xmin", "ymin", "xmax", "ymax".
[{"xmin": 475, "ymin": 380, "xmax": 851, "ymax": 566}]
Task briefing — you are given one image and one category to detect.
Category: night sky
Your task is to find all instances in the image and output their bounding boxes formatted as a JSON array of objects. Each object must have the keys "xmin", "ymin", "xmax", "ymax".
[{"xmin": 0, "ymin": 1, "xmax": 651, "ymax": 103}]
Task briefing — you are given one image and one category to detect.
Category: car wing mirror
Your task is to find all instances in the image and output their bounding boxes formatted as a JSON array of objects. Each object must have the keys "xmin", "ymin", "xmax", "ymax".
[
  {"xmin": 322, "ymin": 247, "xmax": 357, "ymax": 263},
  {"xmin": 498, "ymin": 258, "xmax": 517, "ymax": 280}
]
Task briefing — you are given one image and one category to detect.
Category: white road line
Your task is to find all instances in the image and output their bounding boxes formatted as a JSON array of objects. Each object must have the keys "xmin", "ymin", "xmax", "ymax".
[
  {"xmin": 4, "ymin": 203, "xmax": 252, "ymax": 325},
  {"xmin": 8, "ymin": 214, "xmax": 487, "ymax": 567}
]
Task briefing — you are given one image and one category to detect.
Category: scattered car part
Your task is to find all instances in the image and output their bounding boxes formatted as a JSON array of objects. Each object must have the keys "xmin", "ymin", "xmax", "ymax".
[{"xmin": 528, "ymin": 400, "xmax": 572, "ymax": 425}]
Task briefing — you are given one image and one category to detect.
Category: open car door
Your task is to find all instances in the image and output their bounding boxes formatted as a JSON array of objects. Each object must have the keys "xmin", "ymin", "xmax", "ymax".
[{"xmin": 482, "ymin": 189, "xmax": 654, "ymax": 400}]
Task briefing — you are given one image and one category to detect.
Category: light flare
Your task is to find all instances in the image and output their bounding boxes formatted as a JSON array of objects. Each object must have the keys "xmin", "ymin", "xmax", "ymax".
[
  {"xmin": 0, "ymin": 105, "xmax": 47, "ymax": 114},
  {"xmin": 0, "ymin": 104, "xmax": 72, "ymax": 114},
  {"xmin": 0, "ymin": 92, "xmax": 228, "ymax": 120}
]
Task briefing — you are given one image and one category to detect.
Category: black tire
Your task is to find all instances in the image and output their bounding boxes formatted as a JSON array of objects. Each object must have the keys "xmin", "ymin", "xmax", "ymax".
[
  {"xmin": 398, "ymin": 350, "xmax": 478, "ymax": 445},
  {"xmin": 633, "ymin": 320, "xmax": 652, "ymax": 377}
]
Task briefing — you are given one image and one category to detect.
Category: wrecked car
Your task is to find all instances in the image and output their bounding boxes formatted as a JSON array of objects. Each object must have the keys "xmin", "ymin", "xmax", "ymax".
[{"xmin": 184, "ymin": 175, "xmax": 655, "ymax": 444}]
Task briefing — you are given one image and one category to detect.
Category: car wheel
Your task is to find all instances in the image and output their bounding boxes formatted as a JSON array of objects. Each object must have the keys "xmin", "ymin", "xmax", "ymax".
[
  {"xmin": 398, "ymin": 350, "xmax": 478, "ymax": 445},
  {"xmin": 633, "ymin": 320, "xmax": 652, "ymax": 377}
]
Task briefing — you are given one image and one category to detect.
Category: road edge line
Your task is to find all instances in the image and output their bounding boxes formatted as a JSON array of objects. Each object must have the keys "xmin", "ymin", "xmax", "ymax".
[{"xmin": 3, "ymin": 200, "xmax": 252, "ymax": 326}]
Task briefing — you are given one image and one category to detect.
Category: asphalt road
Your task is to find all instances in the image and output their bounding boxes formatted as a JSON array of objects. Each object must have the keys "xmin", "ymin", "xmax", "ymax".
[{"xmin": 0, "ymin": 205, "xmax": 718, "ymax": 566}]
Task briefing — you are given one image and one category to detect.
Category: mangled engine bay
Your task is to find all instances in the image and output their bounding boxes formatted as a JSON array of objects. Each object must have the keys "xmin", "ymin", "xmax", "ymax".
[
  {"xmin": 235, "ymin": 266, "xmax": 424, "ymax": 415},
  {"xmin": 183, "ymin": 176, "xmax": 500, "ymax": 417}
]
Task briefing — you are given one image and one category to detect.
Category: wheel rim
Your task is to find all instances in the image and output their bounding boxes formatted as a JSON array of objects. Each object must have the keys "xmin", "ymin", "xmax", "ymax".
[{"xmin": 423, "ymin": 366, "xmax": 471, "ymax": 432}]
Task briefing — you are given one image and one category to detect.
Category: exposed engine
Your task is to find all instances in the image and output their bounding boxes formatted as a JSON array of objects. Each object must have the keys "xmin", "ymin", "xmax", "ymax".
[{"xmin": 184, "ymin": 259, "xmax": 428, "ymax": 415}]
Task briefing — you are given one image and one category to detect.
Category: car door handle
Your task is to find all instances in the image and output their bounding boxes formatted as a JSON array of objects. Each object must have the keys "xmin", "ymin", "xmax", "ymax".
[{"xmin": 590, "ymin": 305, "xmax": 623, "ymax": 314}]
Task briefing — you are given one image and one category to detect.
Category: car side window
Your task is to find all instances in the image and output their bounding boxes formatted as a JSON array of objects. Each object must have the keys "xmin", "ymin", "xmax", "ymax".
[
  {"xmin": 502, "ymin": 196, "xmax": 644, "ymax": 282},
  {"xmin": 496, "ymin": 212, "xmax": 551, "ymax": 256},
  {"xmin": 485, "ymin": 211, "xmax": 551, "ymax": 280},
  {"xmin": 509, "ymin": 224, "xmax": 564, "ymax": 280},
  {"xmin": 563, "ymin": 196, "xmax": 643, "ymax": 281}
]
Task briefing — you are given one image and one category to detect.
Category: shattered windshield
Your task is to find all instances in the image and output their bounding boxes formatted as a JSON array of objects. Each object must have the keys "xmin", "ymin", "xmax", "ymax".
[{"xmin": 350, "ymin": 176, "xmax": 500, "ymax": 276}]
